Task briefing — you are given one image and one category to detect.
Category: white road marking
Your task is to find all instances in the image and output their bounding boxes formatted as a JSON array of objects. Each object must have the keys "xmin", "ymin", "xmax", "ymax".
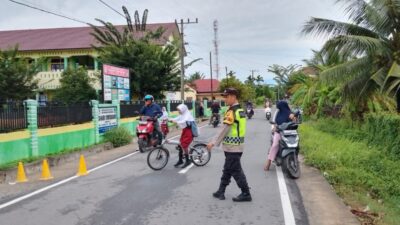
[
  {"xmin": 0, "ymin": 123, "xmax": 209, "ymax": 210},
  {"xmin": 276, "ymin": 167, "xmax": 297, "ymax": 225},
  {"xmin": 178, "ymin": 163, "xmax": 194, "ymax": 174},
  {"xmin": 0, "ymin": 151, "xmax": 139, "ymax": 210}
]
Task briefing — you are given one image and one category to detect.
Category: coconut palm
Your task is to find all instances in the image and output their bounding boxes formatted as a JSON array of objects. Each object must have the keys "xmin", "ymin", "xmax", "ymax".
[{"xmin": 302, "ymin": 0, "xmax": 400, "ymax": 112}]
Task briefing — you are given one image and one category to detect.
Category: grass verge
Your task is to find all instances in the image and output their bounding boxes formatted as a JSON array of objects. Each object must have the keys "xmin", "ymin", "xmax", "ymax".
[{"xmin": 300, "ymin": 122, "xmax": 400, "ymax": 225}]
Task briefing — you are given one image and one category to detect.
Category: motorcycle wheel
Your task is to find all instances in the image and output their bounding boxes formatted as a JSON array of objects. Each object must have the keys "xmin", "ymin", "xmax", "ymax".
[
  {"xmin": 138, "ymin": 138, "xmax": 147, "ymax": 153},
  {"xmin": 213, "ymin": 121, "xmax": 218, "ymax": 128},
  {"xmin": 283, "ymin": 153, "xmax": 300, "ymax": 179}
]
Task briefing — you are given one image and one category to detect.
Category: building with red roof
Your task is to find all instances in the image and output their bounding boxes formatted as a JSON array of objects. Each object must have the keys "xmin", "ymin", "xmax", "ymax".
[
  {"xmin": 0, "ymin": 23, "xmax": 180, "ymax": 93},
  {"xmin": 192, "ymin": 79, "xmax": 223, "ymax": 101}
]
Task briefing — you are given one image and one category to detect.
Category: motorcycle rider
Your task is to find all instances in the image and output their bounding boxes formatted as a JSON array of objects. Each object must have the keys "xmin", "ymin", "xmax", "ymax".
[
  {"xmin": 246, "ymin": 101, "xmax": 254, "ymax": 115},
  {"xmin": 209, "ymin": 100, "xmax": 221, "ymax": 125},
  {"xmin": 207, "ymin": 88, "xmax": 252, "ymax": 202},
  {"xmin": 264, "ymin": 100, "xmax": 295, "ymax": 171},
  {"xmin": 139, "ymin": 95, "xmax": 163, "ymax": 145}
]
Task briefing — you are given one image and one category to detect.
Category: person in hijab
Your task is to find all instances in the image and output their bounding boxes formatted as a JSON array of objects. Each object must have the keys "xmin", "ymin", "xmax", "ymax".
[
  {"xmin": 170, "ymin": 104, "xmax": 195, "ymax": 168},
  {"xmin": 264, "ymin": 100, "xmax": 294, "ymax": 171},
  {"xmin": 160, "ymin": 107, "xmax": 169, "ymax": 120},
  {"xmin": 159, "ymin": 107, "xmax": 169, "ymax": 137}
]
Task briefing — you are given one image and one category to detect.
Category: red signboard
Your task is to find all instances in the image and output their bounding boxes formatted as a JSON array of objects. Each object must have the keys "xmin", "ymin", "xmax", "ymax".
[{"xmin": 103, "ymin": 64, "xmax": 129, "ymax": 78}]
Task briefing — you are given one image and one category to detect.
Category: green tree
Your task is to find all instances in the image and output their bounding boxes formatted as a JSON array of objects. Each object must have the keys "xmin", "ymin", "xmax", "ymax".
[
  {"xmin": 219, "ymin": 75, "xmax": 255, "ymax": 101},
  {"xmin": 54, "ymin": 68, "xmax": 97, "ymax": 104},
  {"xmin": 90, "ymin": 10, "xmax": 181, "ymax": 99},
  {"xmin": 0, "ymin": 46, "xmax": 42, "ymax": 101},
  {"xmin": 255, "ymin": 85, "xmax": 273, "ymax": 99},
  {"xmin": 267, "ymin": 64, "xmax": 300, "ymax": 97},
  {"xmin": 302, "ymin": 0, "xmax": 400, "ymax": 112},
  {"xmin": 186, "ymin": 71, "xmax": 205, "ymax": 84}
]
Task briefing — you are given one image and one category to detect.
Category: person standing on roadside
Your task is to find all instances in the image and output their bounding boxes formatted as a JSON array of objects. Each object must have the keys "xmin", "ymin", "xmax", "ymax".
[
  {"xmin": 207, "ymin": 88, "xmax": 252, "ymax": 202},
  {"xmin": 198, "ymin": 102, "xmax": 205, "ymax": 119}
]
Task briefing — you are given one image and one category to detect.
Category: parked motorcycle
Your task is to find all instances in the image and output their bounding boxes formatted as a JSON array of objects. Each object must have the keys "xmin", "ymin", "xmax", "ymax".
[
  {"xmin": 136, "ymin": 116, "xmax": 165, "ymax": 153},
  {"xmin": 265, "ymin": 107, "xmax": 272, "ymax": 120},
  {"xmin": 270, "ymin": 121, "xmax": 301, "ymax": 179}
]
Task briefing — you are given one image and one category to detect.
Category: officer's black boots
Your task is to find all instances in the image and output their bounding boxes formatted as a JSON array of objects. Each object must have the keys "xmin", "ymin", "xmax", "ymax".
[
  {"xmin": 232, "ymin": 191, "xmax": 252, "ymax": 202},
  {"xmin": 212, "ymin": 185, "xmax": 226, "ymax": 200},
  {"xmin": 181, "ymin": 154, "xmax": 191, "ymax": 168},
  {"xmin": 174, "ymin": 151, "xmax": 184, "ymax": 167}
]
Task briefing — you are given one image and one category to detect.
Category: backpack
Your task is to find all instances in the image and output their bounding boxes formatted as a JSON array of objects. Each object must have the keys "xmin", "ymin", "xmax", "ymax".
[{"xmin": 186, "ymin": 121, "xmax": 199, "ymax": 137}]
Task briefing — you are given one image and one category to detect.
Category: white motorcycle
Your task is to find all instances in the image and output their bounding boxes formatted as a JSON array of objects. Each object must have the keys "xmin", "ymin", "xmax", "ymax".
[{"xmin": 265, "ymin": 107, "xmax": 272, "ymax": 120}]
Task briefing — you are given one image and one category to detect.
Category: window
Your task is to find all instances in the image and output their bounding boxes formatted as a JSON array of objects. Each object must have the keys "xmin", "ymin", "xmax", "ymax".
[{"xmin": 50, "ymin": 58, "xmax": 64, "ymax": 72}]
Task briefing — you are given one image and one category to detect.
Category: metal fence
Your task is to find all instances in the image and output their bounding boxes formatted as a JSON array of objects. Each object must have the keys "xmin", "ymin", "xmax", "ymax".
[
  {"xmin": 120, "ymin": 102, "xmax": 142, "ymax": 118},
  {"xmin": 183, "ymin": 100, "xmax": 193, "ymax": 110},
  {"xmin": 38, "ymin": 102, "xmax": 92, "ymax": 128},
  {"xmin": 1, "ymin": 100, "xmax": 224, "ymax": 132},
  {"xmin": 0, "ymin": 102, "xmax": 27, "ymax": 133}
]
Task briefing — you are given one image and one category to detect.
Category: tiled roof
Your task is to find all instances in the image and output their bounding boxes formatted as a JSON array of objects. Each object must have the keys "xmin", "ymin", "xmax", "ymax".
[
  {"xmin": 193, "ymin": 79, "xmax": 220, "ymax": 93},
  {"xmin": 0, "ymin": 23, "xmax": 178, "ymax": 51}
]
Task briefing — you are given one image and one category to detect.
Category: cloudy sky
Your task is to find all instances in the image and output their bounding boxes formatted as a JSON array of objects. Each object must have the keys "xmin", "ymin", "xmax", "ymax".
[{"xmin": 1, "ymin": 0, "xmax": 348, "ymax": 83}]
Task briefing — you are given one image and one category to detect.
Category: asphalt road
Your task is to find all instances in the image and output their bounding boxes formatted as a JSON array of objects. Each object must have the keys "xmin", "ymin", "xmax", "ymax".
[{"xmin": 0, "ymin": 109, "xmax": 309, "ymax": 225}]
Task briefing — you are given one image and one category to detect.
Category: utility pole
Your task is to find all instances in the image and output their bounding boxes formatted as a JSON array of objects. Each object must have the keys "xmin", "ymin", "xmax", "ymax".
[
  {"xmin": 213, "ymin": 20, "xmax": 220, "ymax": 80},
  {"xmin": 250, "ymin": 69, "xmax": 258, "ymax": 80},
  {"xmin": 225, "ymin": 66, "xmax": 228, "ymax": 78},
  {"xmin": 210, "ymin": 51, "xmax": 214, "ymax": 100},
  {"xmin": 176, "ymin": 18, "xmax": 198, "ymax": 100}
]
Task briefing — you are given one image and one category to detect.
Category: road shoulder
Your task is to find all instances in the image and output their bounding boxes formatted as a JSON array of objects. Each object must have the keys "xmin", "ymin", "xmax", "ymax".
[{"xmin": 296, "ymin": 155, "xmax": 360, "ymax": 225}]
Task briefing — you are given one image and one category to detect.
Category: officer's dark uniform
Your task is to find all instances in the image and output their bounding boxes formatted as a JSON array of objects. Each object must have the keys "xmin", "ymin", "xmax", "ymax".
[{"xmin": 210, "ymin": 88, "xmax": 251, "ymax": 202}]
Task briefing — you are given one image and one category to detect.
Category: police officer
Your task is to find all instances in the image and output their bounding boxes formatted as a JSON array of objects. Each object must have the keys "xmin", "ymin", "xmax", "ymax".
[{"xmin": 207, "ymin": 88, "xmax": 252, "ymax": 202}]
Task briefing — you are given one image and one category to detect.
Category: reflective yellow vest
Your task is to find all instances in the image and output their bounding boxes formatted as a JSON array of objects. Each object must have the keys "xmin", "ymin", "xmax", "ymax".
[{"xmin": 223, "ymin": 105, "xmax": 246, "ymax": 145}]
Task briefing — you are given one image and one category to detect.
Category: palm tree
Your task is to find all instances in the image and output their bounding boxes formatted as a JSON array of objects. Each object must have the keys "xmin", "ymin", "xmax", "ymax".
[
  {"xmin": 255, "ymin": 75, "xmax": 264, "ymax": 85},
  {"xmin": 302, "ymin": 0, "xmax": 400, "ymax": 112}
]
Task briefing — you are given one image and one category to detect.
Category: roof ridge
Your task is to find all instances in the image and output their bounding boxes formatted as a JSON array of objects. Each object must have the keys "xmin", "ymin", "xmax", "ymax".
[{"xmin": 0, "ymin": 22, "xmax": 176, "ymax": 32}]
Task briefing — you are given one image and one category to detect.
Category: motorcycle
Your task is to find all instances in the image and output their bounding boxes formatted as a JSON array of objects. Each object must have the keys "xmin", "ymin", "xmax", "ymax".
[
  {"xmin": 265, "ymin": 107, "xmax": 272, "ymax": 120},
  {"xmin": 246, "ymin": 106, "xmax": 254, "ymax": 119},
  {"xmin": 270, "ymin": 120, "xmax": 301, "ymax": 179},
  {"xmin": 136, "ymin": 116, "xmax": 165, "ymax": 153},
  {"xmin": 211, "ymin": 113, "xmax": 220, "ymax": 128}
]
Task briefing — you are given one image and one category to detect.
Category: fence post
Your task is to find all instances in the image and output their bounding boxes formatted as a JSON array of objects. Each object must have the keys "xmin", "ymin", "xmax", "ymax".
[
  {"xmin": 112, "ymin": 100, "xmax": 120, "ymax": 126},
  {"xmin": 203, "ymin": 99, "xmax": 208, "ymax": 117},
  {"xmin": 25, "ymin": 99, "xmax": 39, "ymax": 157},
  {"xmin": 167, "ymin": 100, "xmax": 171, "ymax": 113},
  {"xmin": 192, "ymin": 101, "xmax": 196, "ymax": 118},
  {"xmin": 91, "ymin": 100, "xmax": 100, "ymax": 144}
]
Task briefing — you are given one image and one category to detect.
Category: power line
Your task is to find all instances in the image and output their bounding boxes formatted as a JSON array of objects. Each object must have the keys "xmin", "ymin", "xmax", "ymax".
[
  {"xmin": 97, "ymin": 0, "xmax": 125, "ymax": 18},
  {"xmin": 9, "ymin": 0, "xmax": 89, "ymax": 25}
]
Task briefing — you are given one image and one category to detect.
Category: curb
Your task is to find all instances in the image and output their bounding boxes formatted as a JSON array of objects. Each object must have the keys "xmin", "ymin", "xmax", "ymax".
[{"xmin": 0, "ymin": 122, "xmax": 189, "ymax": 184}]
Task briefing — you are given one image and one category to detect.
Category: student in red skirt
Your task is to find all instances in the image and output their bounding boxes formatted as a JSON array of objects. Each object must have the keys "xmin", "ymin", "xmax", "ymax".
[{"xmin": 170, "ymin": 104, "xmax": 195, "ymax": 168}]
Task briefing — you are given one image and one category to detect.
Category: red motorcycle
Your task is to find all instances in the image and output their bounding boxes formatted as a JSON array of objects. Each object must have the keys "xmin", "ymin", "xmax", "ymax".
[{"xmin": 136, "ymin": 116, "xmax": 168, "ymax": 153}]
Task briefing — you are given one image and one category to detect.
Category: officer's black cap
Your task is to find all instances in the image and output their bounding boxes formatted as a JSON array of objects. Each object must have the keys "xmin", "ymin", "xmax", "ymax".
[{"xmin": 222, "ymin": 88, "xmax": 239, "ymax": 97}]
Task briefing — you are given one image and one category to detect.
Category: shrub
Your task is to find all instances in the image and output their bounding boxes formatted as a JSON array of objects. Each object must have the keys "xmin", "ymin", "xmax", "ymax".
[
  {"xmin": 255, "ymin": 96, "xmax": 265, "ymax": 106},
  {"xmin": 364, "ymin": 113, "xmax": 400, "ymax": 158},
  {"xmin": 103, "ymin": 127, "xmax": 133, "ymax": 147},
  {"xmin": 311, "ymin": 114, "xmax": 400, "ymax": 159},
  {"xmin": 299, "ymin": 124, "xmax": 400, "ymax": 224}
]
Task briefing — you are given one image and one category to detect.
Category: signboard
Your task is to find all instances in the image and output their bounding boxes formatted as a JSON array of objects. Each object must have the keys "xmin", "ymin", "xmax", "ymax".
[
  {"xmin": 103, "ymin": 64, "xmax": 130, "ymax": 102},
  {"xmin": 98, "ymin": 107, "xmax": 117, "ymax": 134}
]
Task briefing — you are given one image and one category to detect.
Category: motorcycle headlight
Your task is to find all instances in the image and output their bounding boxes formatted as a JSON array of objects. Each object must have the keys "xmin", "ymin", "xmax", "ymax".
[{"xmin": 142, "ymin": 128, "xmax": 147, "ymax": 133}]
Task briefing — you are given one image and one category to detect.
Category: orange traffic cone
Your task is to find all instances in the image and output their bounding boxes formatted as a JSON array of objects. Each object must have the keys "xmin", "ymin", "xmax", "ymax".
[
  {"xmin": 16, "ymin": 161, "xmax": 28, "ymax": 183},
  {"xmin": 77, "ymin": 155, "xmax": 88, "ymax": 176},
  {"xmin": 40, "ymin": 159, "xmax": 53, "ymax": 180}
]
